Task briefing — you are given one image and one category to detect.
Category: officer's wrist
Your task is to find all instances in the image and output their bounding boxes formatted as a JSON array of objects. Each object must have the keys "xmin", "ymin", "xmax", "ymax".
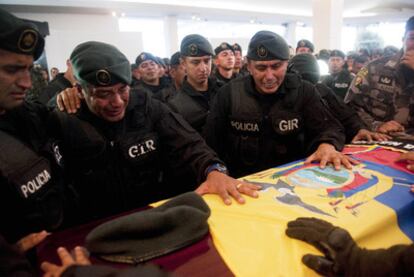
[{"xmin": 205, "ymin": 163, "xmax": 228, "ymax": 177}]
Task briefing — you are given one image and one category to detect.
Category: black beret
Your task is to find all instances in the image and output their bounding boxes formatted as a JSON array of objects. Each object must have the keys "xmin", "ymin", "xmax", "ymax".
[
  {"xmin": 180, "ymin": 34, "xmax": 214, "ymax": 57},
  {"xmin": 330, "ymin": 49, "xmax": 345, "ymax": 59},
  {"xmin": 353, "ymin": 54, "xmax": 369, "ymax": 64},
  {"xmin": 232, "ymin": 43, "xmax": 242, "ymax": 52},
  {"xmin": 405, "ymin": 16, "xmax": 414, "ymax": 33},
  {"xmin": 170, "ymin": 51, "xmax": 181, "ymax": 66},
  {"xmin": 135, "ymin": 52, "xmax": 158, "ymax": 67},
  {"xmin": 156, "ymin": 56, "xmax": 165, "ymax": 67},
  {"xmin": 214, "ymin": 42, "xmax": 234, "ymax": 56},
  {"xmin": 70, "ymin": 41, "xmax": 131, "ymax": 87},
  {"xmin": 296, "ymin": 39, "xmax": 314, "ymax": 53},
  {"xmin": 288, "ymin": 53, "xmax": 320, "ymax": 84},
  {"xmin": 0, "ymin": 8, "xmax": 44, "ymax": 60},
  {"xmin": 247, "ymin": 30, "xmax": 290, "ymax": 61},
  {"xmin": 85, "ymin": 192, "xmax": 210, "ymax": 264}
]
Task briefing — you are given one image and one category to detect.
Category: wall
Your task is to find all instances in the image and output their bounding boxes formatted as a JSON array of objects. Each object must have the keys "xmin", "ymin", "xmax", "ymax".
[{"xmin": 14, "ymin": 12, "xmax": 143, "ymax": 70}]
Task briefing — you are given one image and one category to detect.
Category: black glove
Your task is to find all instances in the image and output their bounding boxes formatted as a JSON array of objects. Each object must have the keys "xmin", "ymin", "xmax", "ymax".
[{"xmin": 286, "ymin": 217, "xmax": 412, "ymax": 277}]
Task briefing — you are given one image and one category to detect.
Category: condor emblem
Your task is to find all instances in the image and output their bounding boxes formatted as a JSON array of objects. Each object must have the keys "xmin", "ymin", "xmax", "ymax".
[
  {"xmin": 189, "ymin": 43, "xmax": 198, "ymax": 56},
  {"xmin": 140, "ymin": 53, "xmax": 146, "ymax": 60},
  {"xmin": 17, "ymin": 29, "xmax": 38, "ymax": 53},
  {"xmin": 96, "ymin": 69, "xmax": 111, "ymax": 86},
  {"xmin": 220, "ymin": 43, "xmax": 228, "ymax": 49},
  {"xmin": 379, "ymin": 76, "xmax": 392, "ymax": 85},
  {"xmin": 257, "ymin": 45, "xmax": 267, "ymax": 58}
]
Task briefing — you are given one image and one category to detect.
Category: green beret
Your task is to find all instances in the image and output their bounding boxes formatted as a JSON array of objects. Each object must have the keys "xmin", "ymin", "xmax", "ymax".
[
  {"xmin": 85, "ymin": 192, "xmax": 210, "ymax": 264},
  {"xmin": 70, "ymin": 41, "xmax": 131, "ymax": 87},
  {"xmin": 170, "ymin": 51, "xmax": 181, "ymax": 66},
  {"xmin": 214, "ymin": 42, "xmax": 234, "ymax": 56},
  {"xmin": 296, "ymin": 39, "xmax": 314, "ymax": 53},
  {"xmin": 288, "ymin": 53, "xmax": 320, "ymax": 84},
  {"xmin": 247, "ymin": 30, "xmax": 289, "ymax": 61},
  {"xmin": 135, "ymin": 52, "xmax": 158, "ymax": 67},
  {"xmin": 180, "ymin": 34, "xmax": 214, "ymax": 57},
  {"xmin": 330, "ymin": 49, "xmax": 345, "ymax": 59},
  {"xmin": 405, "ymin": 16, "xmax": 414, "ymax": 34},
  {"xmin": 0, "ymin": 8, "xmax": 44, "ymax": 60},
  {"xmin": 232, "ymin": 43, "xmax": 242, "ymax": 52}
]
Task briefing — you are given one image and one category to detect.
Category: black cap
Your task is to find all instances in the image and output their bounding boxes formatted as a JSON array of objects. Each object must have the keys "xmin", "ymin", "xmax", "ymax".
[
  {"xmin": 247, "ymin": 30, "xmax": 289, "ymax": 61},
  {"xmin": 330, "ymin": 49, "xmax": 345, "ymax": 59},
  {"xmin": 85, "ymin": 192, "xmax": 210, "ymax": 264},
  {"xmin": 0, "ymin": 8, "xmax": 45, "ymax": 60},
  {"xmin": 180, "ymin": 34, "xmax": 214, "ymax": 57},
  {"xmin": 135, "ymin": 52, "xmax": 158, "ymax": 67},
  {"xmin": 70, "ymin": 41, "xmax": 131, "ymax": 87},
  {"xmin": 289, "ymin": 53, "xmax": 320, "ymax": 84},
  {"xmin": 214, "ymin": 42, "xmax": 234, "ymax": 55},
  {"xmin": 232, "ymin": 43, "xmax": 242, "ymax": 52},
  {"xmin": 405, "ymin": 16, "xmax": 414, "ymax": 34},
  {"xmin": 296, "ymin": 39, "xmax": 314, "ymax": 53},
  {"xmin": 170, "ymin": 51, "xmax": 181, "ymax": 66}
]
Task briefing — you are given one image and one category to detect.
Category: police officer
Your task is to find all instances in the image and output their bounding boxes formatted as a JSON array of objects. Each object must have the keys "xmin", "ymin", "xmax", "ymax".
[
  {"xmin": 345, "ymin": 16, "xmax": 414, "ymax": 134},
  {"xmin": 289, "ymin": 53, "xmax": 390, "ymax": 143},
  {"xmin": 205, "ymin": 31, "xmax": 354, "ymax": 178},
  {"xmin": 157, "ymin": 51, "xmax": 185, "ymax": 101},
  {"xmin": 211, "ymin": 42, "xmax": 236, "ymax": 88},
  {"xmin": 0, "ymin": 8, "xmax": 75, "ymax": 246},
  {"xmin": 39, "ymin": 59, "xmax": 76, "ymax": 107},
  {"xmin": 296, "ymin": 39, "xmax": 314, "ymax": 54},
  {"xmin": 52, "ymin": 41, "xmax": 259, "ymax": 223},
  {"xmin": 321, "ymin": 49, "xmax": 354, "ymax": 100},
  {"xmin": 132, "ymin": 52, "xmax": 169, "ymax": 101},
  {"xmin": 168, "ymin": 34, "xmax": 220, "ymax": 133}
]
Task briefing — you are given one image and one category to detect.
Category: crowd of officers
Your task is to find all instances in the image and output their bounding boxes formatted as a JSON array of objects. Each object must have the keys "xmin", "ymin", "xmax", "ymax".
[{"xmin": 1, "ymin": 6, "xmax": 414, "ymax": 276}]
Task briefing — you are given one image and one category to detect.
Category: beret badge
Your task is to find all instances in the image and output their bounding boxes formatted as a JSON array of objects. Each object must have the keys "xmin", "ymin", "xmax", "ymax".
[
  {"xmin": 189, "ymin": 43, "xmax": 198, "ymax": 55},
  {"xmin": 257, "ymin": 45, "xmax": 268, "ymax": 58},
  {"xmin": 18, "ymin": 29, "xmax": 38, "ymax": 53},
  {"xmin": 96, "ymin": 69, "xmax": 111, "ymax": 86}
]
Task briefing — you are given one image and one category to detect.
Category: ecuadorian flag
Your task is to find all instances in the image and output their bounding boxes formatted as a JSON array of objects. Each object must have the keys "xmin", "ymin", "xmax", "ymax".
[{"xmin": 204, "ymin": 144, "xmax": 414, "ymax": 277}]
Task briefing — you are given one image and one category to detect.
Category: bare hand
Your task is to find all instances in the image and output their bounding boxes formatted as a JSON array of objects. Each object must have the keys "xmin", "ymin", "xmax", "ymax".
[
  {"xmin": 56, "ymin": 86, "xmax": 82, "ymax": 114},
  {"xmin": 396, "ymin": 152, "xmax": 414, "ymax": 171},
  {"xmin": 304, "ymin": 143, "xmax": 359, "ymax": 170},
  {"xmin": 41, "ymin": 246, "xmax": 91, "ymax": 277},
  {"xmin": 377, "ymin": 120, "xmax": 405, "ymax": 134},
  {"xmin": 195, "ymin": 171, "xmax": 261, "ymax": 205},
  {"xmin": 15, "ymin": 230, "xmax": 50, "ymax": 253},
  {"xmin": 400, "ymin": 50, "xmax": 414, "ymax": 70},
  {"xmin": 351, "ymin": 129, "xmax": 391, "ymax": 143}
]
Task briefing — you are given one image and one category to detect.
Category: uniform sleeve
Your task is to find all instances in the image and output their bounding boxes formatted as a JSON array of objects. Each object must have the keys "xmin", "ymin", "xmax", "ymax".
[
  {"xmin": 344, "ymin": 66, "xmax": 383, "ymax": 131},
  {"xmin": 301, "ymin": 82, "xmax": 346, "ymax": 152},
  {"xmin": 316, "ymin": 84, "xmax": 366, "ymax": 143},
  {"xmin": 151, "ymin": 98, "xmax": 223, "ymax": 183},
  {"xmin": 62, "ymin": 264, "xmax": 171, "ymax": 277}
]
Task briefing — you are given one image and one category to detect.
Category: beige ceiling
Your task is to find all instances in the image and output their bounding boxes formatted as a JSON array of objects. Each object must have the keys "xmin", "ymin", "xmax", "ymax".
[{"xmin": 1, "ymin": 0, "xmax": 413, "ymax": 25}]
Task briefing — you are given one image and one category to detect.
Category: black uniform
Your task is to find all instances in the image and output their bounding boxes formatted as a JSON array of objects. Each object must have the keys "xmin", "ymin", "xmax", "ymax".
[
  {"xmin": 0, "ymin": 102, "xmax": 74, "ymax": 243},
  {"xmin": 168, "ymin": 77, "xmax": 219, "ymax": 133},
  {"xmin": 132, "ymin": 78, "xmax": 171, "ymax": 102},
  {"xmin": 211, "ymin": 70, "xmax": 238, "ymax": 88},
  {"xmin": 315, "ymin": 83, "xmax": 366, "ymax": 143},
  {"xmin": 204, "ymin": 74, "xmax": 345, "ymax": 178},
  {"xmin": 321, "ymin": 69, "xmax": 354, "ymax": 100},
  {"xmin": 51, "ymin": 91, "xmax": 221, "ymax": 223},
  {"xmin": 38, "ymin": 73, "xmax": 72, "ymax": 107}
]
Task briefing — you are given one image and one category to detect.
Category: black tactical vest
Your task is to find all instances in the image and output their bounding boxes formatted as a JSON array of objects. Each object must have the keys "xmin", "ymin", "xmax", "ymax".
[
  {"xmin": 225, "ymin": 75, "xmax": 306, "ymax": 177},
  {"xmin": 0, "ymin": 130, "xmax": 64, "ymax": 242},
  {"xmin": 54, "ymin": 97, "xmax": 164, "ymax": 220}
]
